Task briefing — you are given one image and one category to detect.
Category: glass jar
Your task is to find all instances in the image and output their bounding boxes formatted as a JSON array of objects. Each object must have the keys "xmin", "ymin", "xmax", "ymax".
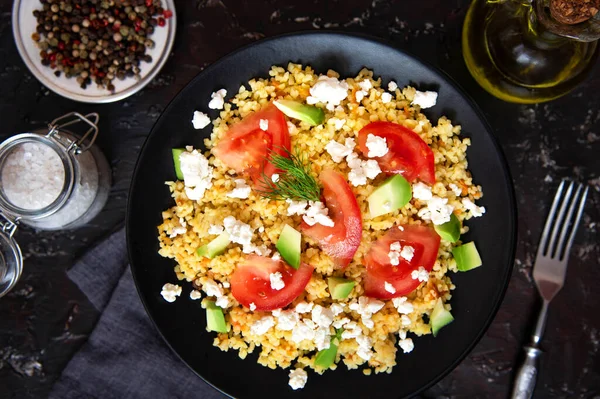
[
  {"xmin": 462, "ymin": 0, "xmax": 599, "ymax": 103},
  {"xmin": 0, "ymin": 112, "xmax": 111, "ymax": 298}
]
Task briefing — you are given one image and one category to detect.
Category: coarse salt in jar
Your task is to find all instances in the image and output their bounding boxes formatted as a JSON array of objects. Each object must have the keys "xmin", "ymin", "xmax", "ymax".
[{"xmin": 0, "ymin": 112, "xmax": 111, "ymax": 298}]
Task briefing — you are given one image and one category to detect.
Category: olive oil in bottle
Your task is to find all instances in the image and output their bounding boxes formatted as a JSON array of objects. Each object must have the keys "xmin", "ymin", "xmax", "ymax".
[{"xmin": 462, "ymin": 0, "xmax": 599, "ymax": 104}]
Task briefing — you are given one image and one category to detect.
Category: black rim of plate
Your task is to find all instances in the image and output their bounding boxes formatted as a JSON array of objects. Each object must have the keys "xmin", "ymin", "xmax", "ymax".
[{"xmin": 126, "ymin": 31, "xmax": 517, "ymax": 399}]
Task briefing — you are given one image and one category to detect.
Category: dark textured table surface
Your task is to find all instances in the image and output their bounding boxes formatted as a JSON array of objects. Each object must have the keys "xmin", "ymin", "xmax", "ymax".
[{"xmin": 0, "ymin": 0, "xmax": 599, "ymax": 398}]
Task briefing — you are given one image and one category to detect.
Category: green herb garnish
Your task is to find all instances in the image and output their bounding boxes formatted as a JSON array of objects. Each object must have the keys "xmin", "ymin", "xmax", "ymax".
[{"xmin": 257, "ymin": 147, "xmax": 321, "ymax": 202}]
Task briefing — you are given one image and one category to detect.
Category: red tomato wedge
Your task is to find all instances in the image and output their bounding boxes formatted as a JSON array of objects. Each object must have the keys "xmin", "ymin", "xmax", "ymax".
[
  {"xmin": 300, "ymin": 169, "xmax": 362, "ymax": 268},
  {"xmin": 212, "ymin": 103, "xmax": 291, "ymax": 187},
  {"xmin": 364, "ymin": 225, "xmax": 441, "ymax": 299},
  {"xmin": 230, "ymin": 255, "xmax": 314, "ymax": 311},
  {"xmin": 357, "ymin": 121, "xmax": 436, "ymax": 185}
]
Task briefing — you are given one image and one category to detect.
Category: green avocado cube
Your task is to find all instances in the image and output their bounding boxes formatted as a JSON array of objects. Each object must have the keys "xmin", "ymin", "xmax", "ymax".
[
  {"xmin": 430, "ymin": 298, "xmax": 454, "ymax": 337},
  {"xmin": 205, "ymin": 300, "xmax": 228, "ymax": 333},
  {"xmin": 276, "ymin": 224, "xmax": 301, "ymax": 269},
  {"xmin": 328, "ymin": 277, "xmax": 355, "ymax": 300},
  {"xmin": 172, "ymin": 148, "xmax": 185, "ymax": 180},
  {"xmin": 452, "ymin": 241, "xmax": 482, "ymax": 271},
  {"xmin": 434, "ymin": 213, "xmax": 461, "ymax": 243},
  {"xmin": 197, "ymin": 232, "xmax": 231, "ymax": 259},
  {"xmin": 274, "ymin": 100, "xmax": 325, "ymax": 126},
  {"xmin": 367, "ymin": 175, "xmax": 412, "ymax": 218}
]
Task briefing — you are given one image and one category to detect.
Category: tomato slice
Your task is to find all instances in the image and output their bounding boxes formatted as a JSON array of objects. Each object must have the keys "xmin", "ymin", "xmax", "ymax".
[
  {"xmin": 300, "ymin": 169, "xmax": 362, "ymax": 268},
  {"xmin": 364, "ymin": 225, "xmax": 441, "ymax": 299},
  {"xmin": 230, "ymin": 255, "xmax": 314, "ymax": 311},
  {"xmin": 357, "ymin": 121, "xmax": 436, "ymax": 185},
  {"xmin": 212, "ymin": 103, "xmax": 291, "ymax": 186}
]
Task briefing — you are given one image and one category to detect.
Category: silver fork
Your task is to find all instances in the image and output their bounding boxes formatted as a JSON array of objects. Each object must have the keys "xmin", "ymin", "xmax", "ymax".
[{"xmin": 511, "ymin": 180, "xmax": 589, "ymax": 399}]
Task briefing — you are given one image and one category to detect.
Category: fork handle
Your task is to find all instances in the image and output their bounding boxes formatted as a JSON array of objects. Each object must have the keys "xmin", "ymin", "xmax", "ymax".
[{"xmin": 511, "ymin": 346, "xmax": 542, "ymax": 399}]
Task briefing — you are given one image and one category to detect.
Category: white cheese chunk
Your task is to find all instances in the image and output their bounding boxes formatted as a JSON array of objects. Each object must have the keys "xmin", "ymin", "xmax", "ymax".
[
  {"xmin": 412, "ymin": 90, "xmax": 438, "ymax": 109},
  {"xmin": 269, "ymin": 272, "xmax": 285, "ymax": 291},
  {"xmin": 179, "ymin": 149, "xmax": 214, "ymax": 201},
  {"xmin": 462, "ymin": 198, "xmax": 486, "ymax": 217},
  {"xmin": 286, "ymin": 199, "xmax": 308, "ymax": 216},
  {"xmin": 249, "ymin": 302, "xmax": 257, "ymax": 311},
  {"xmin": 325, "ymin": 138, "xmax": 355, "ymax": 163},
  {"xmin": 411, "ymin": 266, "xmax": 429, "ymax": 282},
  {"xmin": 226, "ymin": 178, "xmax": 251, "ymax": 199},
  {"xmin": 223, "ymin": 216, "xmax": 254, "ymax": 246},
  {"xmin": 208, "ymin": 88, "xmax": 227, "ymax": 110},
  {"xmin": 381, "ymin": 92, "xmax": 393, "ymax": 104},
  {"xmin": 259, "ymin": 119, "xmax": 269, "ymax": 131},
  {"xmin": 384, "ymin": 281, "xmax": 396, "ymax": 294},
  {"xmin": 392, "ymin": 297, "xmax": 414, "ymax": 314},
  {"xmin": 251, "ymin": 316, "xmax": 275, "ymax": 335},
  {"xmin": 191, "ymin": 111, "xmax": 211, "ymax": 129},
  {"xmin": 288, "ymin": 368, "xmax": 308, "ymax": 390},
  {"xmin": 295, "ymin": 302, "xmax": 314, "ymax": 314},
  {"xmin": 365, "ymin": 134, "xmax": 388, "ymax": 158},
  {"xmin": 418, "ymin": 196, "xmax": 454, "ymax": 225},
  {"xmin": 400, "ymin": 245, "xmax": 415, "ymax": 262},
  {"xmin": 208, "ymin": 224, "xmax": 224, "ymax": 235},
  {"xmin": 160, "ymin": 283, "xmax": 181, "ymax": 303},
  {"xmin": 302, "ymin": 201, "xmax": 334, "ymax": 227},
  {"xmin": 311, "ymin": 305, "xmax": 335, "ymax": 328},
  {"xmin": 412, "ymin": 182, "xmax": 433, "ymax": 201},
  {"xmin": 388, "ymin": 81, "xmax": 398, "ymax": 91},
  {"xmin": 449, "ymin": 183, "xmax": 462, "ymax": 196},
  {"xmin": 189, "ymin": 290, "xmax": 202, "ymax": 300},
  {"xmin": 306, "ymin": 76, "xmax": 349, "ymax": 110},
  {"xmin": 399, "ymin": 337, "xmax": 415, "ymax": 353}
]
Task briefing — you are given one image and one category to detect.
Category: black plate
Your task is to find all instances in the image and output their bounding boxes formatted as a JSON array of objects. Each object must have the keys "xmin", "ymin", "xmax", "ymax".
[{"xmin": 127, "ymin": 32, "xmax": 517, "ymax": 399}]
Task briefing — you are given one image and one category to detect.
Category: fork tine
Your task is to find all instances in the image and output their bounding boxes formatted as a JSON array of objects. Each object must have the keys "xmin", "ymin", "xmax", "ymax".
[
  {"xmin": 555, "ymin": 183, "xmax": 583, "ymax": 259},
  {"xmin": 538, "ymin": 180, "xmax": 566, "ymax": 256},
  {"xmin": 559, "ymin": 185, "xmax": 589, "ymax": 261},
  {"xmin": 546, "ymin": 181, "xmax": 574, "ymax": 257}
]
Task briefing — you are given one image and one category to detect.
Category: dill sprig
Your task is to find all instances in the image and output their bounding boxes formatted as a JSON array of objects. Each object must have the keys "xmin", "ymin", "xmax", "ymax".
[{"xmin": 257, "ymin": 147, "xmax": 321, "ymax": 202}]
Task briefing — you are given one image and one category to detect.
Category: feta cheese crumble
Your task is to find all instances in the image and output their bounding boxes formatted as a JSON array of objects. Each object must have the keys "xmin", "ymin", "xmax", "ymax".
[
  {"xmin": 302, "ymin": 201, "xmax": 334, "ymax": 227},
  {"xmin": 449, "ymin": 183, "xmax": 462, "ymax": 196},
  {"xmin": 288, "ymin": 368, "xmax": 308, "ymax": 390},
  {"xmin": 251, "ymin": 316, "xmax": 275, "ymax": 335},
  {"xmin": 314, "ymin": 326, "xmax": 331, "ymax": 351},
  {"xmin": 223, "ymin": 216, "xmax": 254, "ymax": 246},
  {"xmin": 388, "ymin": 81, "xmax": 398, "ymax": 91},
  {"xmin": 249, "ymin": 302, "xmax": 257, "ymax": 311},
  {"xmin": 191, "ymin": 111, "xmax": 210, "ymax": 129},
  {"xmin": 208, "ymin": 224, "xmax": 224, "ymax": 235},
  {"xmin": 271, "ymin": 173, "xmax": 279, "ymax": 183},
  {"xmin": 291, "ymin": 319, "xmax": 317, "ymax": 343},
  {"xmin": 160, "ymin": 283, "xmax": 181, "ymax": 303},
  {"xmin": 417, "ymin": 196, "xmax": 454, "ymax": 225},
  {"xmin": 259, "ymin": 119, "xmax": 269, "ymax": 131},
  {"xmin": 365, "ymin": 134, "xmax": 388, "ymax": 158},
  {"xmin": 462, "ymin": 198, "xmax": 486, "ymax": 217},
  {"xmin": 168, "ymin": 225, "xmax": 187, "ymax": 239},
  {"xmin": 401, "ymin": 314, "xmax": 412, "ymax": 326},
  {"xmin": 199, "ymin": 278, "xmax": 230, "ymax": 309},
  {"xmin": 325, "ymin": 138, "xmax": 355, "ymax": 163},
  {"xmin": 392, "ymin": 297, "xmax": 414, "ymax": 314},
  {"xmin": 208, "ymin": 88, "xmax": 227, "ymax": 110},
  {"xmin": 271, "ymin": 252, "xmax": 282, "ymax": 261},
  {"xmin": 179, "ymin": 149, "xmax": 214, "ymax": 201},
  {"xmin": 329, "ymin": 117, "xmax": 346, "ymax": 130},
  {"xmin": 384, "ymin": 281, "xmax": 396, "ymax": 294},
  {"xmin": 286, "ymin": 199, "xmax": 308, "ymax": 216},
  {"xmin": 306, "ymin": 75, "xmax": 349, "ymax": 111},
  {"xmin": 411, "ymin": 266, "xmax": 429, "ymax": 282},
  {"xmin": 349, "ymin": 297, "xmax": 385, "ymax": 329},
  {"xmin": 355, "ymin": 90, "xmax": 366, "ymax": 103},
  {"xmin": 286, "ymin": 121, "xmax": 297, "ymax": 134},
  {"xmin": 381, "ymin": 92, "xmax": 393, "ymax": 104},
  {"xmin": 399, "ymin": 337, "xmax": 415, "ymax": 353},
  {"xmin": 269, "ymin": 272, "xmax": 285, "ymax": 291},
  {"xmin": 400, "ymin": 245, "xmax": 415, "ymax": 262},
  {"xmin": 295, "ymin": 301, "xmax": 314, "ymax": 314},
  {"xmin": 226, "ymin": 178, "xmax": 252, "ymax": 199},
  {"xmin": 412, "ymin": 90, "xmax": 438, "ymax": 109},
  {"xmin": 412, "ymin": 182, "xmax": 433, "ymax": 201},
  {"xmin": 272, "ymin": 309, "xmax": 300, "ymax": 331},
  {"xmin": 346, "ymin": 152, "xmax": 381, "ymax": 186},
  {"xmin": 311, "ymin": 305, "xmax": 335, "ymax": 328},
  {"xmin": 189, "ymin": 290, "xmax": 202, "ymax": 300}
]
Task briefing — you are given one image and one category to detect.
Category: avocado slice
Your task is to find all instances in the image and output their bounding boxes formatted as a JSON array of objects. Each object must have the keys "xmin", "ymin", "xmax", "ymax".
[
  {"xmin": 367, "ymin": 175, "xmax": 412, "ymax": 218},
  {"xmin": 452, "ymin": 241, "xmax": 482, "ymax": 271},
  {"xmin": 430, "ymin": 298, "xmax": 454, "ymax": 336},
  {"xmin": 276, "ymin": 224, "xmax": 301, "ymax": 269},
  {"xmin": 328, "ymin": 277, "xmax": 355, "ymax": 300},
  {"xmin": 205, "ymin": 300, "xmax": 228, "ymax": 333},
  {"xmin": 172, "ymin": 148, "xmax": 185, "ymax": 180},
  {"xmin": 434, "ymin": 213, "xmax": 461, "ymax": 243},
  {"xmin": 314, "ymin": 329, "xmax": 343, "ymax": 368},
  {"xmin": 197, "ymin": 232, "xmax": 231, "ymax": 259},
  {"xmin": 273, "ymin": 100, "xmax": 325, "ymax": 126}
]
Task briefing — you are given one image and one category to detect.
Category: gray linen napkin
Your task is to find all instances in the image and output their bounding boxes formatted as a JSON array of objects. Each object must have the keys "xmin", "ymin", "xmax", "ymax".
[{"xmin": 49, "ymin": 228, "xmax": 226, "ymax": 399}]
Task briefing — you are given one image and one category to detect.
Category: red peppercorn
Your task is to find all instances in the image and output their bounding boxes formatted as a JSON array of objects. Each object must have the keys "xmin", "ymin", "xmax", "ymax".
[
  {"xmin": 158, "ymin": 17, "xmax": 166, "ymax": 27},
  {"xmin": 146, "ymin": 0, "xmax": 153, "ymax": 6},
  {"xmin": 112, "ymin": 22, "xmax": 121, "ymax": 31},
  {"xmin": 102, "ymin": 19, "xmax": 109, "ymax": 27},
  {"xmin": 73, "ymin": 39, "xmax": 81, "ymax": 46},
  {"xmin": 58, "ymin": 41, "xmax": 65, "ymax": 50},
  {"xmin": 163, "ymin": 10, "xmax": 173, "ymax": 18},
  {"xmin": 91, "ymin": 7, "xmax": 96, "ymax": 13},
  {"xmin": 49, "ymin": 53, "xmax": 57, "ymax": 62}
]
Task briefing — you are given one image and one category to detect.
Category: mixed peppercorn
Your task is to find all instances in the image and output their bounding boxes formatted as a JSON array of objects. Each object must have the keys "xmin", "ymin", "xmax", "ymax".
[{"xmin": 31, "ymin": 0, "xmax": 173, "ymax": 91}]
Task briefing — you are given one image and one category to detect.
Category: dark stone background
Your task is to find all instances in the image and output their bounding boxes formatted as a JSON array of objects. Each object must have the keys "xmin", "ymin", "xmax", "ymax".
[{"xmin": 0, "ymin": 0, "xmax": 598, "ymax": 398}]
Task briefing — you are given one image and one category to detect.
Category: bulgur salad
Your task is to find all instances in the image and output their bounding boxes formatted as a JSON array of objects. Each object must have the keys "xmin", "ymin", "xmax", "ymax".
[{"xmin": 157, "ymin": 63, "xmax": 486, "ymax": 391}]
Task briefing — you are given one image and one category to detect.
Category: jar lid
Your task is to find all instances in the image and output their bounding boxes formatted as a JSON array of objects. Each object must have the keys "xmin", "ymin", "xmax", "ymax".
[
  {"xmin": 0, "ymin": 215, "xmax": 22, "ymax": 298},
  {"xmin": 0, "ymin": 133, "xmax": 75, "ymax": 220}
]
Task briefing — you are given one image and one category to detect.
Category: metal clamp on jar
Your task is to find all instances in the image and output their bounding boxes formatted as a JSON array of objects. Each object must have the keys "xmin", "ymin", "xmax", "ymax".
[{"xmin": 0, "ymin": 112, "xmax": 111, "ymax": 298}]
